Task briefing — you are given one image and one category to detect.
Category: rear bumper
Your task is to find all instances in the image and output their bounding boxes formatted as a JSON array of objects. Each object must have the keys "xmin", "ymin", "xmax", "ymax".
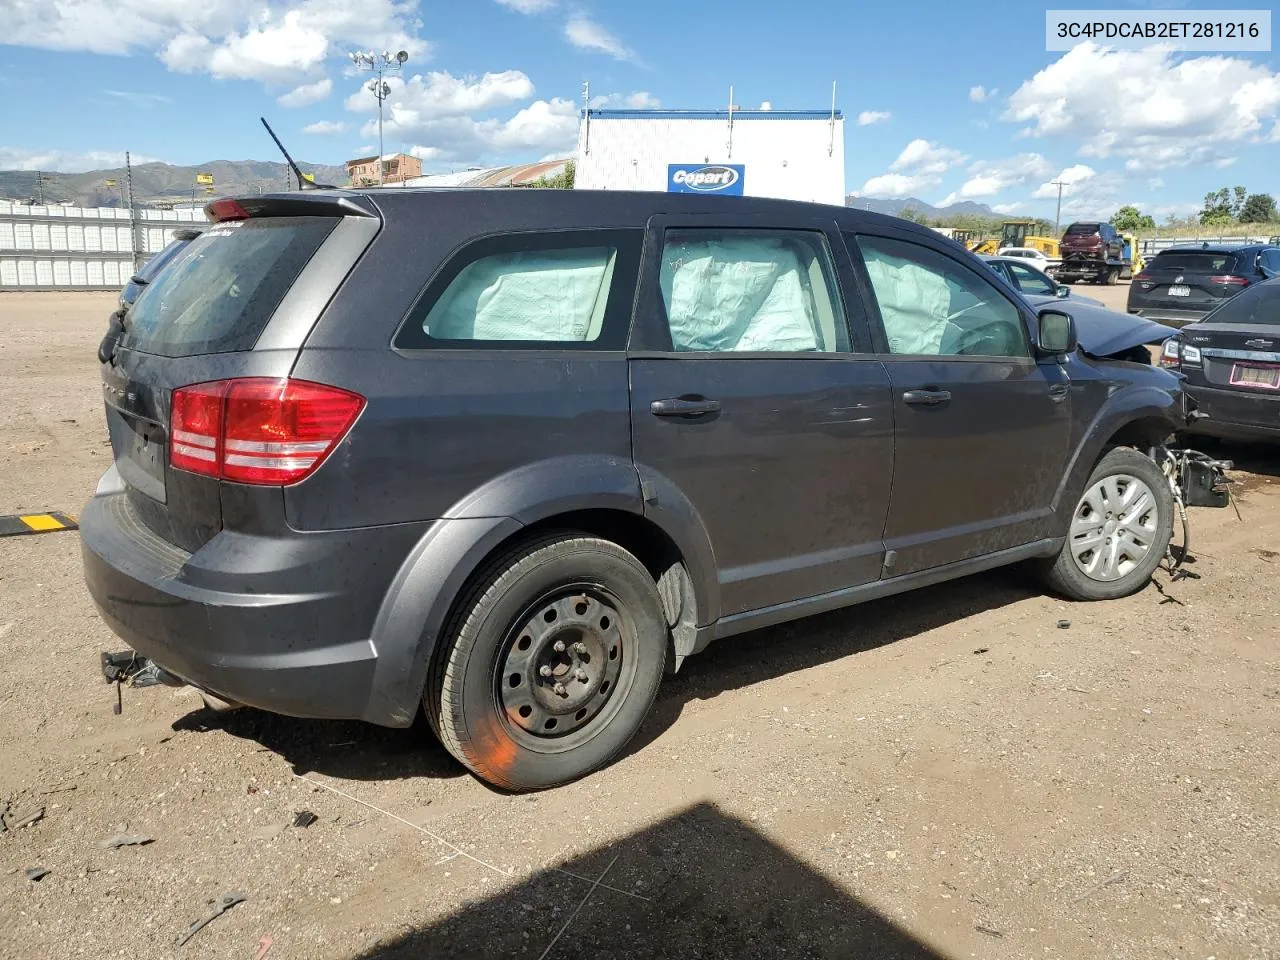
[
  {"xmin": 1182, "ymin": 382, "xmax": 1280, "ymax": 442},
  {"xmin": 80, "ymin": 491, "xmax": 432, "ymax": 725}
]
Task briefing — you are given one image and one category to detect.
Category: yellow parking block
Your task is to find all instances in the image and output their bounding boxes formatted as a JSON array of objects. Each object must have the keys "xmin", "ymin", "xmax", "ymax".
[
  {"xmin": 0, "ymin": 512, "xmax": 79, "ymax": 537},
  {"xmin": 21, "ymin": 514, "xmax": 67, "ymax": 531}
]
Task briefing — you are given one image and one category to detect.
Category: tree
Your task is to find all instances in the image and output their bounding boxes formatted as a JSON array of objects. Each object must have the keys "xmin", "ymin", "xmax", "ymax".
[
  {"xmin": 898, "ymin": 206, "xmax": 932, "ymax": 225},
  {"xmin": 1110, "ymin": 205, "xmax": 1156, "ymax": 233},
  {"xmin": 1200, "ymin": 187, "xmax": 1235, "ymax": 226},
  {"xmin": 1240, "ymin": 192, "xmax": 1278, "ymax": 224},
  {"xmin": 1232, "ymin": 185, "xmax": 1248, "ymax": 218}
]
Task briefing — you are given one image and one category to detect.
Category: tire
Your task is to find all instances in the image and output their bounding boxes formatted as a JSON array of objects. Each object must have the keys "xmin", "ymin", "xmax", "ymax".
[
  {"xmin": 1041, "ymin": 447, "xmax": 1173, "ymax": 601},
  {"xmin": 1106, "ymin": 267, "xmax": 1120, "ymax": 285},
  {"xmin": 426, "ymin": 533, "xmax": 667, "ymax": 791}
]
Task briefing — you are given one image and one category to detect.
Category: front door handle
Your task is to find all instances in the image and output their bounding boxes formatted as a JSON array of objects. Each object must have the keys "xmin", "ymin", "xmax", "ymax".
[
  {"xmin": 1048, "ymin": 383, "xmax": 1069, "ymax": 402},
  {"xmin": 902, "ymin": 389, "xmax": 951, "ymax": 406},
  {"xmin": 650, "ymin": 397, "xmax": 722, "ymax": 418}
]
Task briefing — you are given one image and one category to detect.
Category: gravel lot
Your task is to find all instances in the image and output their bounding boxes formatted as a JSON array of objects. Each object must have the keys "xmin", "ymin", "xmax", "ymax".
[{"xmin": 1, "ymin": 290, "xmax": 1277, "ymax": 960}]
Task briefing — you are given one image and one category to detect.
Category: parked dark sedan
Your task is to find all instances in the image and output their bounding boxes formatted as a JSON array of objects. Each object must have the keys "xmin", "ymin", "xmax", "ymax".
[
  {"xmin": 1161, "ymin": 277, "xmax": 1280, "ymax": 441},
  {"xmin": 1128, "ymin": 243, "xmax": 1280, "ymax": 327}
]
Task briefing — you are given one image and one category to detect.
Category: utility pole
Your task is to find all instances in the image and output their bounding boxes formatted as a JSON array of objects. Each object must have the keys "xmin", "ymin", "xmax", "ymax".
[
  {"xmin": 1052, "ymin": 179, "xmax": 1066, "ymax": 236},
  {"xmin": 35, "ymin": 170, "xmax": 44, "ymax": 205},
  {"xmin": 351, "ymin": 49, "xmax": 409, "ymax": 186}
]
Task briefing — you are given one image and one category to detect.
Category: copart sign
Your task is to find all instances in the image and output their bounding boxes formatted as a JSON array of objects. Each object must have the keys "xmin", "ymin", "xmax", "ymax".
[{"xmin": 667, "ymin": 164, "xmax": 745, "ymax": 196}]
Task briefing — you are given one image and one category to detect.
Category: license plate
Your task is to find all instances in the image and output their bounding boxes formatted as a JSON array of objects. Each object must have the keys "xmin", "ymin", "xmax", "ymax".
[
  {"xmin": 1169, "ymin": 285, "xmax": 1190, "ymax": 297},
  {"xmin": 1230, "ymin": 363, "xmax": 1280, "ymax": 389}
]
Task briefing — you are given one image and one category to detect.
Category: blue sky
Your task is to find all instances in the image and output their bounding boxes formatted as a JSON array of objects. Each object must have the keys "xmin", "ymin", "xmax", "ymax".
[{"xmin": 1, "ymin": 0, "xmax": 1277, "ymax": 221}]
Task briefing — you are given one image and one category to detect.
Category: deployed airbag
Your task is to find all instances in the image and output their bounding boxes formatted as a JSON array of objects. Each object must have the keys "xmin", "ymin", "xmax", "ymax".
[
  {"xmin": 859, "ymin": 246, "xmax": 954, "ymax": 354},
  {"xmin": 661, "ymin": 237, "xmax": 821, "ymax": 352},
  {"xmin": 424, "ymin": 247, "xmax": 615, "ymax": 341}
]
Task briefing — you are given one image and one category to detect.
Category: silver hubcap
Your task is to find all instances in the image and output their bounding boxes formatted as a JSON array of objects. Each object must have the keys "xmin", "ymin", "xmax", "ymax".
[{"xmin": 1070, "ymin": 474, "xmax": 1159, "ymax": 582}]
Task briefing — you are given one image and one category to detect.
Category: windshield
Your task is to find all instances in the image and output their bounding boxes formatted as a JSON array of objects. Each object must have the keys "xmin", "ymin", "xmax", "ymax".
[
  {"xmin": 1151, "ymin": 251, "xmax": 1239, "ymax": 273},
  {"xmin": 121, "ymin": 217, "xmax": 335, "ymax": 358},
  {"xmin": 1203, "ymin": 280, "xmax": 1280, "ymax": 326}
]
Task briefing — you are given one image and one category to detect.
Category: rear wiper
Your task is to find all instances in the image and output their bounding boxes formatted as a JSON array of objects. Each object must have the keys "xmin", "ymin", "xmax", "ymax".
[{"xmin": 129, "ymin": 275, "xmax": 148, "ymax": 287}]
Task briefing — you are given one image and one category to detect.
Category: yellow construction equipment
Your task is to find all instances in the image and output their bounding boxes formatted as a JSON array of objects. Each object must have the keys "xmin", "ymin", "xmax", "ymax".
[{"xmin": 970, "ymin": 220, "xmax": 1061, "ymax": 258}]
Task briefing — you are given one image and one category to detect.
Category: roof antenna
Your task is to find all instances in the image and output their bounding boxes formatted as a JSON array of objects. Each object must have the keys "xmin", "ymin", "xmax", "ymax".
[{"xmin": 260, "ymin": 117, "xmax": 329, "ymax": 190}]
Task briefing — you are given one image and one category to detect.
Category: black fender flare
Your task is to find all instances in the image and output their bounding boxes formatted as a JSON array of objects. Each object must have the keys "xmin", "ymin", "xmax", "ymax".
[
  {"xmin": 1050, "ymin": 385, "xmax": 1179, "ymax": 530},
  {"xmin": 362, "ymin": 455, "xmax": 719, "ymax": 726}
]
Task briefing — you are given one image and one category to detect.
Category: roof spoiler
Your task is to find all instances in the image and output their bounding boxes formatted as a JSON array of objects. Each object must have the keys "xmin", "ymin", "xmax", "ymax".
[{"xmin": 204, "ymin": 193, "xmax": 379, "ymax": 222}]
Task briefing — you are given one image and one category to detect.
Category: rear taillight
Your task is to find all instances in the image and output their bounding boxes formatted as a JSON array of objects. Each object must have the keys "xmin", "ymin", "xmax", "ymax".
[
  {"xmin": 1159, "ymin": 339, "xmax": 1181, "ymax": 367},
  {"xmin": 1209, "ymin": 275, "xmax": 1249, "ymax": 286},
  {"xmin": 1133, "ymin": 272, "xmax": 1150, "ymax": 282},
  {"xmin": 169, "ymin": 378, "xmax": 365, "ymax": 485}
]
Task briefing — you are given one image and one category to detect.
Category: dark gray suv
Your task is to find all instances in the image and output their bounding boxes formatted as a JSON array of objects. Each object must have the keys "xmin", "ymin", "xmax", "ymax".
[{"xmin": 82, "ymin": 189, "xmax": 1189, "ymax": 790}]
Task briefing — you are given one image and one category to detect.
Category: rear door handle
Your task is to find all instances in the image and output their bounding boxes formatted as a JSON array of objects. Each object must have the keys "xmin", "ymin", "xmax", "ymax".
[
  {"xmin": 902, "ymin": 389, "xmax": 951, "ymax": 406},
  {"xmin": 650, "ymin": 397, "xmax": 722, "ymax": 418}
]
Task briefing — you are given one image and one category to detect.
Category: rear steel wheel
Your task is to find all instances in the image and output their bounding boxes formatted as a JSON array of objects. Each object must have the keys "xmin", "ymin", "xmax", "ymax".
[{"xmin": 427, "ymin": 534, "xmax": 667, "ymax": 791}]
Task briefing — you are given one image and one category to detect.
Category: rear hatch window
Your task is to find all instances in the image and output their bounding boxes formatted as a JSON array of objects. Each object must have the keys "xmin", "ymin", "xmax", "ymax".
[
  {"xmin": 120, "ymin": 217, "xmax": 337, "ymax": 358},
  {"xmin": 1065, "ymin": 223, "xmax": 1101, "ymax": 235},
  {"xmin": 1205, "ymin": 281, "xmax": 1280, "ymax": 325},
  {"xmin": 1150, "ymin": 251, "xmax": 1239, "ymax": 274}
]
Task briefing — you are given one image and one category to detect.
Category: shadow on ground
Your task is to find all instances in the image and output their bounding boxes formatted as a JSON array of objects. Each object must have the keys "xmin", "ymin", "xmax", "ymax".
[
  {"xmin": 356, "ymin": 801, "xmax": 950, "ymax": 960},
  {"xmin": 173, "ymin": 565, "xmax": 1036, "ymax": 784}
]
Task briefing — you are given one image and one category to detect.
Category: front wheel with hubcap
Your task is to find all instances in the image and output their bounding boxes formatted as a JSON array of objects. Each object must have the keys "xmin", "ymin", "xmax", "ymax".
[
  {"xmin": 1041, "ymin": 447, "xmax": 1174, "ymax": 601},
  {"xmin": 426, "ymin": 534, "xmax": 667, "ymax": 791}
]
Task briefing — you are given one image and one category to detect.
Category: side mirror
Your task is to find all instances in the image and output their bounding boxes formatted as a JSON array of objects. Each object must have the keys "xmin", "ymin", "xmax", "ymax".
[
  {"xmin": 1055, "ymin": 284, "xmax": 1071, "ymax": 298},
  {"xmin": 1036, "ymin": 308, "xmax": 1077, "ymax": 358}
]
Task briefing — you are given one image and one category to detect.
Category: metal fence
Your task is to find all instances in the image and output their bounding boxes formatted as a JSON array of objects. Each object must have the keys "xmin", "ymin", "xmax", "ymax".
[
  {"xmin": 1137, "ymin": 234, "xmax": 1278, "ymax": 259},
  {"xmin": 0, "ymin": 200, "xmax": 209, "ymax": 291}
]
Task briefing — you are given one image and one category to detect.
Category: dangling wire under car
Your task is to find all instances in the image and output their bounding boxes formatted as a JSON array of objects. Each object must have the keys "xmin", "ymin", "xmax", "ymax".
[{"xmin": 1151, "ymin": 446, "xmax": 1238, "ymax": 579}]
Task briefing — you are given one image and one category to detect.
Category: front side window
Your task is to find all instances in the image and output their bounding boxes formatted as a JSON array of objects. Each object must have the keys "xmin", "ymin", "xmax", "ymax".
[
  {"xmin": 1007, "ymin": 261, "xmax": 1056, "ymax": 297},
  {"xmin": 658, "ymin": 228, "xmax": 848, "ymax": 353},
  {"xmin": 855, "ymin": 235, "xmax": 1030, "ymax": 359}
]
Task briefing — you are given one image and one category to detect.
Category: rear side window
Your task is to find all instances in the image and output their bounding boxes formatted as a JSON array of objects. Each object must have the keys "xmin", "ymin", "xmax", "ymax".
[
  {"xmin": 657, "ymin": 228, "xmax": 849, "ymax": 353},
  {"xmin": 122, "ymin": 217, "xmax": 335, "ymax": 358},
  {"xmin": 1204, "ymin": 281, "xmax": 1280, "ymax": 326},
  {"xmin": 396, "ymin": 230, "xmax": 641, "ymax": 350},
  {"xmin": 1151, "ymin": 251, "xmax": 1238, "ymax": 273}
]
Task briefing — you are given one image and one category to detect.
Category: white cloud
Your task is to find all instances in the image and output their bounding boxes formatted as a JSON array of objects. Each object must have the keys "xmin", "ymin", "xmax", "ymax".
[
  {"xmin": 860, "ymin": 138, "xmax": 967, "ymax": 197},
  {"xmin": 495, "ymin": 0, "xmax": 556, "ymax": 11},
  {"xmin": 564, "ymin": 15, "xmax": 634, "ymax": 61},
  {"xmin": 4, "ymin": 0, "xmax": 424, "ymax": 89},
  {"xmin": 1148, "ymin": 176, "xmax": 1164, "ymax": 190},
  {"xmin": 1005, "ymin": 42, "xmax": 1280, "ymax": 170},
  {"xmin": 969, "ymin": 85, "xmax": 994, "ymax": 103},
  {"xmin": 302, "ymin": 119, "xmax": 347, "ymax": 135},
  {"xmin": 939, "ymin": 153, "xmax": 1053, "ymax": 204},
  {"xmin": 346, "ymin": 70, "xmax": 537, "ymax": 135},
  {"xmin": 857, "ymin": 110, "xmax": 891, "ymax": 126},
  {"xmin": 589, "ymin": 91, "xmax": 661, "ymax": 109},
  {"xmin": 102, "ymin": 89, "xmax": 172, "ymax": 108},
  {"xmin": 1031, "ymin": 164, "xmax": 1096, "ymax": 199},
  {"xmin": 890, "ymin": 138, "xmax": 967, "ymax": 175},
  {"xmin": 991, "ymin": 202, "xmax": 1024, "ymax": 214},
  {"xmin": 278, "ymin": 77, "xmax": 333, "ymax": 108},
  {"xmin": 0, "ymin": 146, "xmax": 162, "ymax": 172},
  {"xmin": 369, "ymin": 96, "xmax": 579, "ymax": 166}
]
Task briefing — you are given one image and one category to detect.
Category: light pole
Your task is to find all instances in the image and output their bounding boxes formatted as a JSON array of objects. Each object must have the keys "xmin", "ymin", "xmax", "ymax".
[
  {"xmin": 1052, "ymin": 179, "xmax": 1066, "ymax": 236},
  {"xmin": 350, "ymin": 49, "xmax": 408, "ymax": 186}
]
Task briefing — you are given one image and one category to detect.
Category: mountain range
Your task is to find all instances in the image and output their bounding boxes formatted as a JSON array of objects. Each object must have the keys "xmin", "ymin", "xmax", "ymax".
[
  {"xmin": 845, "ymin": 195, "xmax": 1011, "ymax": 218},
  {"xmin": 0, "ymin": 160, "xmax": 350, "ymax": 207}
]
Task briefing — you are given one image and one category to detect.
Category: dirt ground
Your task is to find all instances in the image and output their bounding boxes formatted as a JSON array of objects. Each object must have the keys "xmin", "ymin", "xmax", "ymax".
[{"xmin": 1, "ymin": 290, "xmax": 1277, "ymax": 960}]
